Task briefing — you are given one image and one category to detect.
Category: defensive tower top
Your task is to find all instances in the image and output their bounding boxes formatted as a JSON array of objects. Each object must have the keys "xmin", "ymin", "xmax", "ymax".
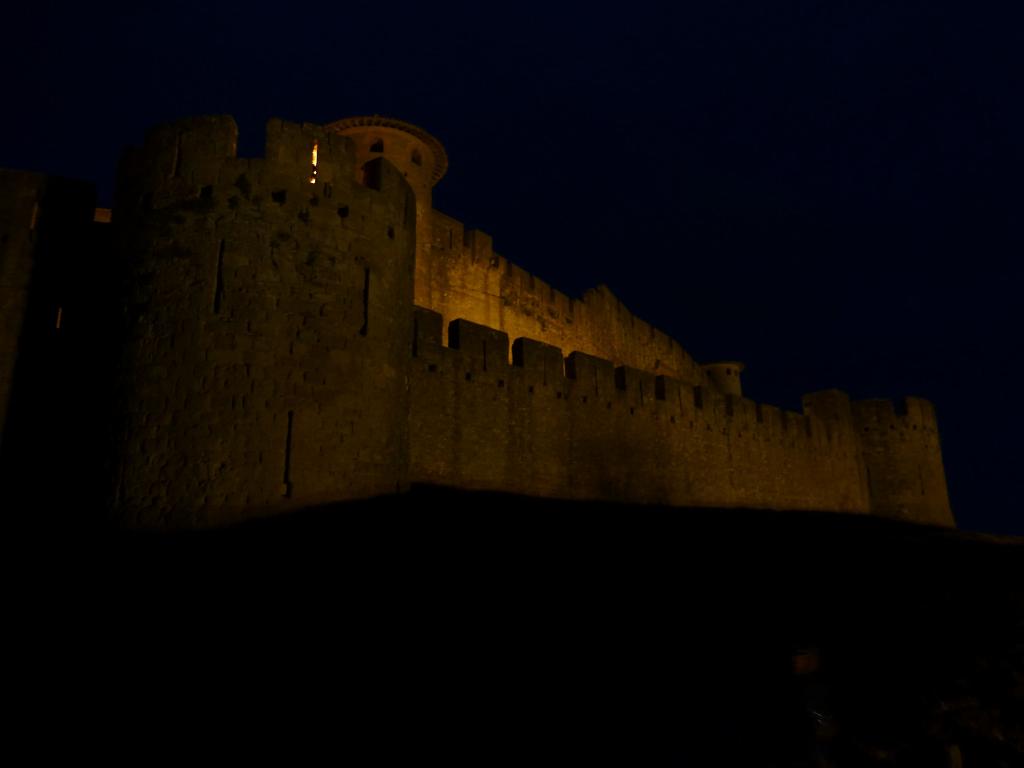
[
  {"xmin": 327, "ymin": 115, "xmax": 448, "ymax": 194},
  {"xmin": 702, "ymin": 362, "xmax": 745, "ymax": 397}
]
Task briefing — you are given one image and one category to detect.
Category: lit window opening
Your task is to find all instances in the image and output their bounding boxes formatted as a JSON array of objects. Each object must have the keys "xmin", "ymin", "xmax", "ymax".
[{"xmin": 310, "ymin": 141, "xmax": 318, "ymax": 184}]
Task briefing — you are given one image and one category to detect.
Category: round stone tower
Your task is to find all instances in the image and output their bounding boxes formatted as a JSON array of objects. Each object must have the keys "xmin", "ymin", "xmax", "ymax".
[
  {"xmin": 702, "ymin": 362, "xmax": 745, "ymax": 397},
  {"xmin": 106, "ymin": 115, "xmax": 417, "ymax": 528},
  {"xmin": 327, "ymin": 116, "xmax": 447, "ymax": 270}
]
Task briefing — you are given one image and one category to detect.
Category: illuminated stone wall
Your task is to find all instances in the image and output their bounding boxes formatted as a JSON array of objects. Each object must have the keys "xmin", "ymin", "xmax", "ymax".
[
  {"xmin": 409, "ymin": 309, "xmax": 952, "ymax": 524},
  {"xmin": 107, "ymin": 116, "xmax": 416, "ymax": 527},
  {"xmin": 0, "ymin": 114, "xmax": 954, "ymax": 529},
  {"xmin": 416, "ymin": 210, "xmax": 713, "ymax": 387}
]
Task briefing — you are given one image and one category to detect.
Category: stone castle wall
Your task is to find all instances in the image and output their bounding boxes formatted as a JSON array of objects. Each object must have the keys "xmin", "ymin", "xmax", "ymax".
[
  {"xmin": 853, "ymin": 398, "xmax": 953, "ymax": 527},
  {"xmin": 0, "ymin": 114, "xmax": 955, "ymax": 528},
  {"xmin": 409, "ymin": 309, "xmax": 880, "ymax": 512}
]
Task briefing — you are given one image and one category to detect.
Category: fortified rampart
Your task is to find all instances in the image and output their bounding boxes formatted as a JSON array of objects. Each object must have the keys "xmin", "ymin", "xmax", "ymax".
[
  {"xmin": 410, "ymin": 309, "xmax": 873, "ymax": 511},
  {"xmin": 0, "ymin": 114, "xmax": 955, "ymax": 529}
]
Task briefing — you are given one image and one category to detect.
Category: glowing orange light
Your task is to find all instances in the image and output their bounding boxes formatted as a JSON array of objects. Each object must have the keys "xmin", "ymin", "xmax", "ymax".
[{"xmin": 310, "ymin": 142, "xmax": 318, "ymax": 184}]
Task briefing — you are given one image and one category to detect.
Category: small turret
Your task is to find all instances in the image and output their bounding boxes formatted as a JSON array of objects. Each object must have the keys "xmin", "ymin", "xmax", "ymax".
[
  {"xmin": 327, "ymin": 115, "xmax": 448, "ymax": 313},
  {"xmin": 327, "ymin": 116, "xmax": 446, "ymax": 195},
  {"xmin": 327, "ymin": 116, "xmax": 446, "ymax": 269},
  {"xmin": 702, "ymin": 361, "xmax": 744, "ymax": 397}
]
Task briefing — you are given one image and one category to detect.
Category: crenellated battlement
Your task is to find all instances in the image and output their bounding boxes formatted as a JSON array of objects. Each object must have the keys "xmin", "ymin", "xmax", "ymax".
[
  {"xmin": 413, "ymin": 308, "xmax": 861, "ymax": 447},
  {"xmin": 852, "ymin": 396, "xmax": 940, "ymax": 434},
  {"xmin": 407, "ymin": 306, "xmax": 876, "ymax": 511},
  {"xmin": 116, "ymin": 116, "xmax": 414, "ymax": 228},
  {"xmin": 419, "ymin": 210, "xmax": 711, "ymax": 387}
]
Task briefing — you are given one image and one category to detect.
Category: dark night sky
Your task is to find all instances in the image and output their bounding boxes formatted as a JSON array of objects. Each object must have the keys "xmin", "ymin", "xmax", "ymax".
[{"xmin": 4, "ymin": 1, "xmax": 1022, "ymax": 534}]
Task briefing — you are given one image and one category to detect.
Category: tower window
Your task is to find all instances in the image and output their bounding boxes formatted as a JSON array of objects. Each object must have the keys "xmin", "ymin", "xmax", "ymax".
[
  {"xmin": 411, "ymin": 149, "xmax": 422, "ymax": 166},
  {"xmin": 310, "ymin": 141, "xmax": 318, "ymax": 184},
  {"xmin": 370, "ymin": 139, "xmax": 384, "ymax": 152}
]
